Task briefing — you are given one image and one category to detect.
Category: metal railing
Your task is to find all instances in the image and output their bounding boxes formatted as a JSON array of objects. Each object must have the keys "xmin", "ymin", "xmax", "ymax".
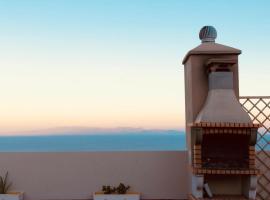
[{"xmin": 240, "ymin": 96, "xmax": 270, "ymax": 200}]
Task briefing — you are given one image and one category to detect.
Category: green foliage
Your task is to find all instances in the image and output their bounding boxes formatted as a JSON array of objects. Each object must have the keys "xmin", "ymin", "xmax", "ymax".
[
  {"xmin": 0, "ymin": 172, "xmax": 12, "ymax": 194},
  {"xmin": 102, "ymin": 185, "xmax": 116, "ymax": 194},
  {"xmin": 116, "ymin": 183, "xmax": 130, "ymax": 194},
  {"xmin": 102, "ymin": 183, "xmax": 130, "ymax": 194}
]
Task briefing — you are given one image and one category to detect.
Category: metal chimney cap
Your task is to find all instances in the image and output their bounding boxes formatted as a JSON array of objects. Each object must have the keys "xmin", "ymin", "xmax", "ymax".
[{"xmin": 199, "ymin": 26, "xmax": 217, "ymax": 43}]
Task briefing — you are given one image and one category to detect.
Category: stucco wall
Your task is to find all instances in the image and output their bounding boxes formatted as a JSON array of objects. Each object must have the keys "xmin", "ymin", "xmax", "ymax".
[{"xmin": 0, "ymin": 151, "xmax": 188, "ymax": 200}]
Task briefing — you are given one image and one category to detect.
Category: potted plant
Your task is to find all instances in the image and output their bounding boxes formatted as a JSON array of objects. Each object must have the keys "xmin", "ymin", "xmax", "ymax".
[
  {"xmin": 0, "ymin": 172, "xmax": 23, "ymax": 200},
  {"xmin": 93, "ymin": 183, "xmax": 140, "ymax": 200}
]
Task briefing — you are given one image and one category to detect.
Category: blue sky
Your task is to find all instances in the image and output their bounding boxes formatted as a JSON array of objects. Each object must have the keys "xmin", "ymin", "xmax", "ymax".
[{"xmin": 0, "ymin": 0, "xmax": 269, "ymax": 133}]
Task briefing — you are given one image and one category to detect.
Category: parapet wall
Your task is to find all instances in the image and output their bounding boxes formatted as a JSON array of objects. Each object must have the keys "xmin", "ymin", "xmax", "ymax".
[{"xmin": 0, "ymin": 151, "xmax": 188, "ymax": 200}]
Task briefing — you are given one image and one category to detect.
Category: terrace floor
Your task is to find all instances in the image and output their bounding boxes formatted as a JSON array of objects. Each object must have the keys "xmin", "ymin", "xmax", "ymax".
[{"xmin": 189, "ymin": 194, "xmax": 249, "ymax": 200}]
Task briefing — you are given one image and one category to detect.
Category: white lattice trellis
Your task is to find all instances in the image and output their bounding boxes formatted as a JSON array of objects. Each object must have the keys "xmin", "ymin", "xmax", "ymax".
[{"xmin": 240, "ymin": 96, "xmax": 270, "ymax": 200}]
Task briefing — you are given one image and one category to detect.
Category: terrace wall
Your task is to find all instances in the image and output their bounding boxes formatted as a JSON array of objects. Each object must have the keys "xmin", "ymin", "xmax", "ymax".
[{"xmin": 0, "ymin": 151, "xmax": 188, "ymax": 200}]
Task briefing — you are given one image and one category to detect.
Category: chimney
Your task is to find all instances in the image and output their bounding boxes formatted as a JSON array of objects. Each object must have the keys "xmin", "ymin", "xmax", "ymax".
[{"xmin": 183, "ymin": 26, "xmax": 259, "ymax": 200}]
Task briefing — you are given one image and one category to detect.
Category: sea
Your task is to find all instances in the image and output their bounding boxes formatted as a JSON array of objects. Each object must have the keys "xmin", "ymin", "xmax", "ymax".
[
  {"xmin": 0, "ymin": 131, "xmax": 269, "ymax": 152},
  {"xmin": 0, "ymin": 131, "xmax": 186, "ymax": 152}
]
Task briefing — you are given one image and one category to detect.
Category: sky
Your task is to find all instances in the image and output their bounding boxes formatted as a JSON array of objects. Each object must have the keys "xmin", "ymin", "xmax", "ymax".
[{"xmin": 0, "ymin": 0, "xmax": 269, "ymax": 134}]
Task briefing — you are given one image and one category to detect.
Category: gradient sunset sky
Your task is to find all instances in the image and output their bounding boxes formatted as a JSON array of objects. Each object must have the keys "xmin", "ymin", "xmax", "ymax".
[{"xmin": 0, "ymin": 0, "xmax": 269, "ymax": 134}]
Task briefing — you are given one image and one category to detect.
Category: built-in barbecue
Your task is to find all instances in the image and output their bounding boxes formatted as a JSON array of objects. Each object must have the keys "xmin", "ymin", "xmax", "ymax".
[{"xmin": 183, "ymin": 26, "xmax": 259, "ymax": 200}]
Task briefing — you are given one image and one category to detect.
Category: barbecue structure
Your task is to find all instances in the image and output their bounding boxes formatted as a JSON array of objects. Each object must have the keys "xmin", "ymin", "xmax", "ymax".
[{"xmin": 183, "ymin": 26, "xmax": 259, "ymax": 200}]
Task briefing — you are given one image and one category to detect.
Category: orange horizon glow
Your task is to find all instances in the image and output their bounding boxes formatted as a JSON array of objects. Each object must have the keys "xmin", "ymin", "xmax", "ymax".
[{"xmin": 0, "ymin": 113, "xmax": 185, "ymax": 135}]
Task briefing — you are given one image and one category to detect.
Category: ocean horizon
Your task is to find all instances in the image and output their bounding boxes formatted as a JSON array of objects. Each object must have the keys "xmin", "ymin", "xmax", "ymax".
[
  {"xmin": 0, "ymin": 130, "xmax": 269, "ymax": 152},
  {"xmin": 0, "ymin": 130, "xmax": 186, "ymax": 152}
]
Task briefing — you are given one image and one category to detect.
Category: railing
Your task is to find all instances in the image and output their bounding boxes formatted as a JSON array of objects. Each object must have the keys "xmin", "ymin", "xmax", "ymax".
[{"xmin": 240, "ymin": 96, "xmax": 270, "ymax": 200}]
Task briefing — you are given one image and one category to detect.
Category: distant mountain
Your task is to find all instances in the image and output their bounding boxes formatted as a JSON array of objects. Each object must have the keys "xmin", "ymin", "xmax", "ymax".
[{"xmin": 0, "ymin": 126, "xmax": 185, "ymax": 136}]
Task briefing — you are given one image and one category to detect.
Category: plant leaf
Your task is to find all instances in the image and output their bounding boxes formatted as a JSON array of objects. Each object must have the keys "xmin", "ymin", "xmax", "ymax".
[
  {"xmin": 0, "ymin": 176, "xmax": 4, "ymax": 194},
  {"xmin": 2, "ymin": 172, "xmax": 8, "ymax": 193},
  {"xmin": 4, "ymin": 172, "xmax": 8, "ymax": 184},
  {"xmin": 5, "ymin": 182, "xmax": 12, "ymax": 194},
  {"xmin": 0, "ymin": 172, "xmax": 12, "ymax": 194}
]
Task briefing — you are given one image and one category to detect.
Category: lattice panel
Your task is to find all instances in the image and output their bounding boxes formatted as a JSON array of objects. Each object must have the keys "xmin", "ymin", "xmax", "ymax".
[{"xmin": 240, "ymin": 96, "xmax": 270, "ymax": 200}]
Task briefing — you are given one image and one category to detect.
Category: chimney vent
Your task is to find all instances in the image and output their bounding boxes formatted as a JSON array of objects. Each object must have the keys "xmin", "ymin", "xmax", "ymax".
[{"xmin": 199, "ymin": 26, "xmax": 217, "ymax": 43}]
